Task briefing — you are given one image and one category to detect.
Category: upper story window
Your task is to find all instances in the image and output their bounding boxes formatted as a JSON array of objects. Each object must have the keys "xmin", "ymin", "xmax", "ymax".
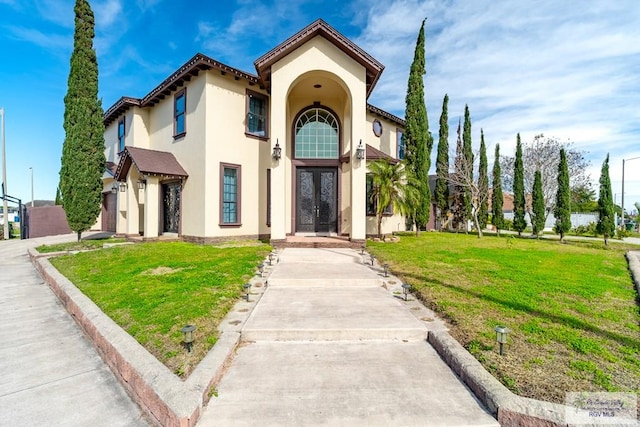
[
  {"xmin": 118, "ymin": 117, "xmax": 125, "ymax": 152},
  {"xmin": 220, "ymin": 163, "xmax": 241, "ymax": 226},
  {"xmin": 174, "ymin": 89, "xmax": 186, "ymax": 137},
  {"xmin": 246, "ymin": 90, "xmax": 268, "ymax": 138},
  {"xmin": 294, "ymin": 107, "xmax": 339, "ymax": 159},
  {"xmin": 372, "ymin": 119, "xmax": 383, "ymax": 137},
  {"xmin": 396, "ymin": 129, "xmax": 405, "ymax": 160}
]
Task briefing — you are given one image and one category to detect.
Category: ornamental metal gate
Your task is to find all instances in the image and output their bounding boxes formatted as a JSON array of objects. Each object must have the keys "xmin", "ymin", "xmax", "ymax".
[{"xmin": 162, "ymin": 181, "xmax": 181, "ymax": 233}]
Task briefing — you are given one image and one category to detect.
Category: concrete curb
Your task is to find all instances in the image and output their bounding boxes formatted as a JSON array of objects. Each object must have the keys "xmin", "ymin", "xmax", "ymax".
[
  {"xmin": 29, "ymin": 249, "xmax": 242, "ymax": 427},
  {"xmin": 626, "ymin": 251, "xmax": 640, "ymax": 298},
  {"xmin": 428, "ymin": 331, "xmax": 569, "ymax": 427}
]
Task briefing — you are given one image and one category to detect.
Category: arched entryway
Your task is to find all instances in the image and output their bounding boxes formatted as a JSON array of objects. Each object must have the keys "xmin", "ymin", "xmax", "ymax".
[{"xmin": 292, "ymin": 106, "xmax": 341, "ymax": 234}]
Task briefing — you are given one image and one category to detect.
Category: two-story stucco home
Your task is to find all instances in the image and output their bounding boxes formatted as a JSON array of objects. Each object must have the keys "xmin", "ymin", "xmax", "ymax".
[{"xmin": 100, "ymin": 19, "xmax": 407, "ymax": 245}]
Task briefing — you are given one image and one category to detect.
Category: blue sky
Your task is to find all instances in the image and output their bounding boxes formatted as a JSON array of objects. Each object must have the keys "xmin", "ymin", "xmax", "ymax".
[{"xmin": 1, "ymin": 0, "xmax": 639, "ymax": 212}]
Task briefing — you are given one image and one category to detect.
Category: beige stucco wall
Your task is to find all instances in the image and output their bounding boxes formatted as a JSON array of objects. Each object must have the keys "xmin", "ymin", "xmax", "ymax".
[
  {"xmin": 364, "ymin": 112, "xmax": 406, "ymax": 236},
  {"xmin": 201, "ymin": 71, "xmax": 270, "ymax": 238},
  {"xmin": 270, "ymin": 35, "xmax": 368, "ymax": 240},
  {"xmin": 102, "ymin": 34, "xmax": 404, "ymax": 241}
]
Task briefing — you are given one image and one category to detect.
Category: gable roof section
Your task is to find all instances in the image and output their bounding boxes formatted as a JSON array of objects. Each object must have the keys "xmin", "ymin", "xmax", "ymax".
[
  {"xmin": 254, "ymin": 19, "xmax": 384, "ymax": 98},
  {"xmin": 104, "ymin": 53, "xmax": 261, "ymax": 127},
  {"xmin": 115, "ymin": 147, "xmax": 188, "ymax": 182}
]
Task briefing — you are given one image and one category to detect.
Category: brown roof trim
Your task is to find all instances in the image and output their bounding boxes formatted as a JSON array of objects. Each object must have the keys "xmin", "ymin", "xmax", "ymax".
[
  {"xmin": 254, "ymin": 19, "xmax": 384, "ymax": 97},
  {"xmin": 103, "ymin": 97, "xmax": 142, "ymax": 127},
  {"xmin": 366, "ymin": 144, "xmax": 400, "ymax": 164},
  {"xmin": 105, "ymin": 161, "xmax": 118, "ymax": 176},
  {"xmin": 103, "ymin": 53, "xmax": 261, "ymax": 126},
  {"xmin": 114, "ymin": 146, "xmax": 188, "ymax": 182},
  {"xmin": 367, "ymin": 104, "xmax": 405, "ymax": 127}
]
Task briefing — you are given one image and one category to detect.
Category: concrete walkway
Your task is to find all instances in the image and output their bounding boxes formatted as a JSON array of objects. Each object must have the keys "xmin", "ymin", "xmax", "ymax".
[
  {"xmin": 199, "ymin": 248, "xmax": 499, "ymax": 426},
  {"xmin": 0, "ymin": 234, "xmax": 149, "ymax": 427}
]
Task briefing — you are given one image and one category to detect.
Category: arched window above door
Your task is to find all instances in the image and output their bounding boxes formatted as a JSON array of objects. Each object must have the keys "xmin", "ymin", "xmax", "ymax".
[{"xmin": 294, "ymin": 108, "xmax": 339, "ymax": 159}]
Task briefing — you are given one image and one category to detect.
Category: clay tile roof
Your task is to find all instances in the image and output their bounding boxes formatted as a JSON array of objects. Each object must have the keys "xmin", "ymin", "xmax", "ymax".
[{"xmin": 115, "ymin": 147, "xmax": 188, "ymax": 181}]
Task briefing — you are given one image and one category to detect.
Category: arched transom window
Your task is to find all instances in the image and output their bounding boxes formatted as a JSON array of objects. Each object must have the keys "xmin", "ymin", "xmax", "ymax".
[{"xmin": 294, "ymin": 108, "xmax": 339, "ymax": 159}]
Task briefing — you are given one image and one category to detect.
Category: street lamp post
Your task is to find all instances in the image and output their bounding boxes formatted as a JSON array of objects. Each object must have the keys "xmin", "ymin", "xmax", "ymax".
[
  {"xmin": 1, "ymin": 107, "xmax": 8, "ymax": 240},
  {"xmin": 622, "ymin": 157, "xmax": 640, "ymax": 230},
  {"xmin": 29, "ymin": 167, "xmax": 34, "ymax": 207}
]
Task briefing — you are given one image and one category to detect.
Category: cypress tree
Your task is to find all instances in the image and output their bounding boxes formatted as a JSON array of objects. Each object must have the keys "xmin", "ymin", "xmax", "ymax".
[
  {"xmin": 60, "ymin": 0, "xmax": 105, "ymax": 241},
  {"xmin": 477, "ymin": 129, "xmax": 488, "ymax": 230},
  {"xmin": 451, "ymin": 119, "xmax": 465, "ymax": 230},
  {"xmin": 596, "ymin": 154, "xmax": 615, "ymax": 245},
  {"xmin": 462, "ymin": 105, "xmax": 473, "ymax": 223},
  {"xmin": 403, "ymin": 19, "xmax": 431, "ymax": 234},
  {"xmin": 513, "ymin": 133, "xmax": 527, "ymax": 235},
  {"xmin": 55, "ymin": 187, "xmax": 62, "ymax": 205},
  {"xmin": 491, "ymin": 144, "xmax": 504, "ymax": 235},
  {"xmin": 434, "ymin": 94, "xmax": 449, "ymax": 228},
  {"xmin": 531, "ymin": 170, "xmax": 545, "ymax": 237},
  {"xmin": 554, "ymin": 148, "xmax": 571, "ymax": 241}
]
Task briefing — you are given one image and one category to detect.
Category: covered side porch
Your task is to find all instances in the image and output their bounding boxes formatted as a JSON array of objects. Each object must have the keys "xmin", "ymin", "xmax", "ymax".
[{"xmin": 114, "ymin": 147, "xmax": 188, "ymax": 239}]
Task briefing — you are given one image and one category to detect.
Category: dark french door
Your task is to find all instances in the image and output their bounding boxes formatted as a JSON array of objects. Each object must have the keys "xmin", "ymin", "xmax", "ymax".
[
  {"xmin": 162, "ymin": 181, "xmax": 181, "ymax": 233},
  {"xmin": 296, "ymin": 168, "xmax": 337, "ymax": 233}
]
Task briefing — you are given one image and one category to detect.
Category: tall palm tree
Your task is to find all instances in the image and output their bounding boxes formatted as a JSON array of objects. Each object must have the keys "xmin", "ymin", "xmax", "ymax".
[{"xmin": 368, "ymin": 160, "xmax": 418, "ymax": 238}]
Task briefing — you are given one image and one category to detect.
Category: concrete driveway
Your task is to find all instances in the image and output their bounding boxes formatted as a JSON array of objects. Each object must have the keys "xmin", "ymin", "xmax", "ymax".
[
  {"xmin": 0, "ymin": 233, "xmax": 149, "ymax": 427},
  {"xmin": 199, "ymin": 248, "xmax": 499, "ymax": 426}
]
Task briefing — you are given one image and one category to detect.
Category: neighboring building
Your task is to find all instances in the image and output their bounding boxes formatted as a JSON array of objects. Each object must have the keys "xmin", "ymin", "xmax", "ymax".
[{"xmin": 100, "ymin": 19, "xmax": 405, "ymax": 244}]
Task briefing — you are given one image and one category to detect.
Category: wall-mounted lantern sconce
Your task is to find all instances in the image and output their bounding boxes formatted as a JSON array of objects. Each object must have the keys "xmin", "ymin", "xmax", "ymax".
[
  {"xmin": 402, "ymin": 284, "xmax": 411, "ymax": 301},
  {"xmin": 356, "ymin": 139, "xmax": 365, "ymax": 160},
  {"xmin": 272, "ymin": 139, "xmax": 282, "ymax": 160},
  {"xmin": 137, "ymin": 179, "xmax": 146, "ymax": 190},
  {"xmin": 243, "ymin": 283, "xmax": 252, "ymax": 301},
  {"xmin": 119, "ymin": 182, "xmax": 127, "ymax": 192},
  {"xmin": 180, "ymin": 324, "xmax": 196, "ymax": 353},
  {"xmin": 494, "ymin": 325, "xmax": 510, "ymax": 356},
  {"xmin": 111, "ymin": 183, "xmax": 118, "ymax": 194}
]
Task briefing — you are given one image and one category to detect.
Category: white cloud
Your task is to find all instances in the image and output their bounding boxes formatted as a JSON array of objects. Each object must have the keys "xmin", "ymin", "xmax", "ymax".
[
  {"xmin": 354, "ymin": 0, "xmax": 640, "ymax": 198},
  {"xmin": 5, "ymin": 25, "xmax": 70, "ymax": 50},
  {"xmin": 33, "ymin": 0, "xmax": 74, "ymax": 28},
  {"xmin": 94, "ymin": 0, "xmax": 123, "ymax": 29}
]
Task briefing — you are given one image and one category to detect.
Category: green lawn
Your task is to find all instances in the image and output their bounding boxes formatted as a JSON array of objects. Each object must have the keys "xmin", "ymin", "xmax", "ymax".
[
  {"xmin": 368, "ymin": 233, "xmax": 640, "ymax": 404},
  {"xmin": 36, "ymin": 237, "xmax": 126, "ymax": 253},
  {"xmin": 50, "ymin": 241, "xmax": 269, "ymax": 377}
]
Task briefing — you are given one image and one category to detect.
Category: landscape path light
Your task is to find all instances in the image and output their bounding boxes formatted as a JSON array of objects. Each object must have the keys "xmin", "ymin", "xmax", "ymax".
[
  {"xmin": 402, "ymin": 284, "xmax": 411, "ymax": 301},
  {"xmin": 268, "ymin": 252, "xmax": 275, "ymax": 265},
  {"xmin": 360, "ymin": 244, "xmax": 366, "ymax": 255},
  {"xmin": 370, "ymin": 254, "xmax": 375, "ymax": 266},
  {"xmin": 258, "ymin": 263, "xmax": 264, "ymax": 277},
  {"xmin": 180, "ymin": 324, "xmax": 196, "ymax": 353},
  {"xmin": 383, "ymin": 263, "xmax": 389, "ymax": 277},
  {"xmin": 243, "ymin": 283, "xmax": 252, "ymax": 301},
  {"xmin": 494, "ymin": 325, "xmax": 510, "ymax": 356}
]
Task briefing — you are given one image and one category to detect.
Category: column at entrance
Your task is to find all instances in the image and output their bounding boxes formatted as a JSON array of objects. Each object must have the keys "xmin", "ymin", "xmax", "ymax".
[{"xmin": 144, "ymin": 176, "xmax": 159, "ymax": 239}]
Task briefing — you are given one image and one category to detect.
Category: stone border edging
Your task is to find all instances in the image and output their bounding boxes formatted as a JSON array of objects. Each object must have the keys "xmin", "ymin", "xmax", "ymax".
[
  {"xmin": 428, "ymin": 330, "xmax": 569, "ymax": 426},
  {"xmin": 626, "ymin": 251, "xmax": 640, "ymax": 297},
  {"xmin": 29, "ymin": 249, "xmax": 240, "ymax": 427}
]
